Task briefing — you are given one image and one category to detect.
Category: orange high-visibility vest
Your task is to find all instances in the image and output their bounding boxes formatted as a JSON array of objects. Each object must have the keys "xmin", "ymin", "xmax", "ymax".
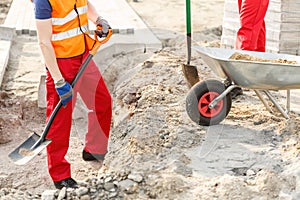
[{"xmin": 48, "ymin": 0, "xmax": 95, "ymax": 58}]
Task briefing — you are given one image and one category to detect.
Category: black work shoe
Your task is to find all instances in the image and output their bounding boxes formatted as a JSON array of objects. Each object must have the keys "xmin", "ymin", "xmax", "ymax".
[
  {"xmin": 82, "ymin": 150, "xmax": 105, "ymax": 161},
  {"xmin": 230, "ymin": 87, "xmax": 243, "ymax": 99},
  {"xmin": 54, "ymin": 177, "xmax": 78, "ymax": 189}
]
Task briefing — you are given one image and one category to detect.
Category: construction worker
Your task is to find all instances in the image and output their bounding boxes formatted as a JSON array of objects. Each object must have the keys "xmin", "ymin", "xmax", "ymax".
[
  {"xmin": 32, "ymin": 0, "xmax": 112, "ymax": 189},
  {"xmin": 232, "ymin": 0, "xmax": 269, "ymax": 98}
]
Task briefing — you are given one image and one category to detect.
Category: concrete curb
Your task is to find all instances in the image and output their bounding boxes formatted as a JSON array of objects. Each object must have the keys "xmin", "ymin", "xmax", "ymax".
[{"xmin": 0, "ymin": 26, "xmax": 15, "ymax": 87}]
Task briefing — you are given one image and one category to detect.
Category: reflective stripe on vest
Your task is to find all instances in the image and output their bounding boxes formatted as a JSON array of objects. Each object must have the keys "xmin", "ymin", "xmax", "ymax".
[
  {"xmin": 52, "ymin": 24, "xmax": 89, "ymax": 41},
  {"xmin": 52, "ymin": 5, "xmax": 87, "ymax": 26}
]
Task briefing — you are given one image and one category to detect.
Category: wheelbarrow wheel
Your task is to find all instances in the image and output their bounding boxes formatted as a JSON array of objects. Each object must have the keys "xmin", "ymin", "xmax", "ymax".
[{"xmin": 186, "ymin": 79, "xmax": 232, "ymax": 126}]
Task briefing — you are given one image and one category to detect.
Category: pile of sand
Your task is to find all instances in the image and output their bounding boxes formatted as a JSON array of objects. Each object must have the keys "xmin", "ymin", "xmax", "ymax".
[
  {"xmin": 230, "ymin": 52, "xmax": 298, "ymax": 64},
  {"xmin": 1, "ymin": 0, "xmax": 300, "ymax": 199}
]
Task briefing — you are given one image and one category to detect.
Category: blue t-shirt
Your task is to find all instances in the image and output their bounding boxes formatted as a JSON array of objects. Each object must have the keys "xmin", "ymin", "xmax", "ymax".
[{"xmin": 33, "ymin": 0, "xmax": 52, "ymax": 20}]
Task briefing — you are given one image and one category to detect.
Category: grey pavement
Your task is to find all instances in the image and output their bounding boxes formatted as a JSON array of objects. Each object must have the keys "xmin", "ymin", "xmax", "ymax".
[
  {"xmin": 0, "ymin": 26, "xmax": 15, "ymax": 87},
  {"xmin": 0, "ymin": 0, "xmax": 162, "ymax": 108}
]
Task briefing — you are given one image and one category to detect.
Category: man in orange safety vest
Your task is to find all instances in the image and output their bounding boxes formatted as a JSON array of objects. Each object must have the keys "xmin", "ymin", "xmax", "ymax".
[{"xmin": 32, "ymin": 0, "xmax": 112, "ymax": 189}]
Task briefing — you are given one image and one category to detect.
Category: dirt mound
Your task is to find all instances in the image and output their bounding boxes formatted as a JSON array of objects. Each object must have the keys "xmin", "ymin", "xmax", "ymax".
[
  {"xmin": 1, "ymin": 33, "xmax": 300, "ymax": 199},
  {"xmin": 1, "ymin": 0, "xmax": 300, "ymax": 199}
]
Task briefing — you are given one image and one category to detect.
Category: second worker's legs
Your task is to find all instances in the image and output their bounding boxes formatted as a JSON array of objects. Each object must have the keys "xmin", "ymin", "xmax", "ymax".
[{"xmin": 236, "ymin": 0, "xmax": 269, "ymax": 51}]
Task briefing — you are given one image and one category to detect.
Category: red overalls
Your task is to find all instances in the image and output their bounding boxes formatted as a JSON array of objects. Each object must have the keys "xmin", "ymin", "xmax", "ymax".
[
  {"xmin": 235, "ymin": 0, "xmax": 269, "ymax": 52},
  {"xmin": 45, "ymin": 0, "xmax": 112, "ymax": 182},
  {"xmin": 46, "ymin": 50, "xmax": 112, "ymax": 182}
]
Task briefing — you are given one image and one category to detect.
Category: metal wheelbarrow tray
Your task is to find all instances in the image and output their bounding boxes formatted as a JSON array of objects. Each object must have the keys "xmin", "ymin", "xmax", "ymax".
[{"xmin": 186, "ymin": 46, "xmax": 300, "ymax": 126}]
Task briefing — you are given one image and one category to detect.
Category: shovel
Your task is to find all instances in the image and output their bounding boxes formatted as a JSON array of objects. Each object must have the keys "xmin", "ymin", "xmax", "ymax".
[
  {"xmin": 182, "ymin": 0, "xmax": 199, "ymax": 88},
  {"xmin": 8, "ymin": 28, "xmax": 113, "ymax": 165}
]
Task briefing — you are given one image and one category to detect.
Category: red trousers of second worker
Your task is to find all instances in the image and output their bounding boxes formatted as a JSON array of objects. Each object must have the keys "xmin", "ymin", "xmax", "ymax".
[
  {"xmin": 236, "ymin": 0, "xmax": 269, "ymax": 52},
  {"xmin": 45, "ymin": 50, "xmax": 112, "ymax": 182}
]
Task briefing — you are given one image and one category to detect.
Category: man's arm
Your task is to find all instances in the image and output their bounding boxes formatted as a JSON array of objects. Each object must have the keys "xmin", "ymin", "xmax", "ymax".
[
  {"xmin": 35, "ymin": 19, "xmax": 63, "ymax": 83},
  {"xmin": 36, "ymin": 19, "xmax": 73, "ymax": 107},
  {"xmin": 87, "ymin": 0, "xmax": 110, "ymax": 35},
  {"xmin": 87, "ymin": 1, "xmax": 99, "ymax": 24}
]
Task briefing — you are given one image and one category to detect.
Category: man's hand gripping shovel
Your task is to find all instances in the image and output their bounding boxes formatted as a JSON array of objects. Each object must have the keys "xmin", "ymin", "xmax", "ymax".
[{"xmin": 8, "ymin": 27, "xmax": 113, "ymax": 165}]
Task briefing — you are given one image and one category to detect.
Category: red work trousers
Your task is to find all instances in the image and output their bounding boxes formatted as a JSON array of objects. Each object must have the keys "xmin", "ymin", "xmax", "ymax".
[
  {"xmin": 45, "ymin": 50, "xmax": 112, "ymax": 182},
  {"xmin": 235, "ymin": 0, "xmax": 269, "ymax": 52}
]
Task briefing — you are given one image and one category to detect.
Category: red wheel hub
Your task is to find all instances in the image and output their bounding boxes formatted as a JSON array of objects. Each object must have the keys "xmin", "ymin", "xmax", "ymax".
[{"xmin": 198, "ymin": 92, "xmax": 223, "ymax": 118}]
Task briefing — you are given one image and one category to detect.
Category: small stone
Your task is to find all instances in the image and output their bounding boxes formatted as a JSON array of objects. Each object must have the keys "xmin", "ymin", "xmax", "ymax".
[
  {"xmin": 76, "ymin": 187, "xmax": 89, "ymax": 197},
  {"xmin": 108, "ymin": 192, "xmax": 118, "ymax": 198},
  {"xmin": 128, "ymin": 173, "xmax": 143, "ymax": 183},
  {"xmin": 105, "ymin": 176, "xmax": 113, "ymax": 183},
  {"xmin": 80, "ymin": 194, "xmax": 90, "ymax": 200},
  {"xmin": 0, "ymin": 91, "xmax": 8, "ymax": 99},
  {"xmin": 164, "ymin": 142, "xmax": 172, "ymax": 148},
  {"xmin": 118, "ymin": 179, "xmax": 136, "ymax": 193},
  {"xmin": 98, "ymin": 191, "xmax": 105, "ymax": 198},
  {"xmin": 246, "ymin": 169, "xmax": 256, "ymax": 176},
  {"xmin": 89, "ymin": 188, "xmax": 97, "ymax": 193},
  {"xmin": 113, "ymin": 181, "xmax": 119, "ymax": 185},
  {"xmin": 123, "ymin": 93, "xmax": 137, "ymax": 104},
  {"xmin": 41, "ymin": 190, "xmax": 57, "ymax": 200},
  {"xmin": 57, "ymin": 187, "xmax": 66, "ymax": 200},
  {"xmin": 66, "ymin": 188, "xmax": 74, "ymax": 193},
  {"xmin": 104, "ymin": 182, "xmax": 115, "ymax": 191}
]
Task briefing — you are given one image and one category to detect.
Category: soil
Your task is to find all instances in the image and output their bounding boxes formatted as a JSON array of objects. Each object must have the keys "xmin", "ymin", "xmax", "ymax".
[
  {"xmin": 230, "ymin": 52, "xmax": 298, "ymax": 64},
  {"xmin": 1, "ymin": 0, "xmax": 300, "ymax": 199}
]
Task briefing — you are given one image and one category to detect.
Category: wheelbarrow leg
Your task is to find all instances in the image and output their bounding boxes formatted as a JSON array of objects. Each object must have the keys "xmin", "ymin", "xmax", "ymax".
[
  {"xmin": 263, "ymin": 90, "xmax": 289, "ymax": 119},
  {"xmin": 254, "ymin": 90, "xmax": 274, "ymax": 114},
  {"xmin": 286, "ymin": 90, "xmax": 290, "ymax": 113}
]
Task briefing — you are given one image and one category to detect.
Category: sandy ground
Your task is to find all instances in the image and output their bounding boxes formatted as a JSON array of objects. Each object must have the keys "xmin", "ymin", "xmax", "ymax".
[
  {"xmin": 1, "ymin": 0, "xmax": 300, "ymax": 199},
  {"xmin": 127, "ymin": 0, "xmax": 224, "ymax": 33}
]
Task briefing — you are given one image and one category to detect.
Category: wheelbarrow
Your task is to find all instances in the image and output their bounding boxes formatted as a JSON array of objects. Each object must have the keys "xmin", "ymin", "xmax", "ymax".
[{"xmin": 186, "ymin": 46, "xmax": 300, "ymax": 126}]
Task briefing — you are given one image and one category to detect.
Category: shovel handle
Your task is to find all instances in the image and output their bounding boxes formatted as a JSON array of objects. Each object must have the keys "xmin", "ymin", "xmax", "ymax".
[
  {"xmin": 71, "ymin": 28, "xmax": 112, "ymax": 87},
  {"xmin": 186, "ymin": 0, "xmax": 192, "ymax": 65},
  {"xmin": 91, "ymin": 27, "xmax": 113, "ymax": 56},
  {"xmin": 31, "ymin": 29, "xmax": 112, "ymax": 150}
]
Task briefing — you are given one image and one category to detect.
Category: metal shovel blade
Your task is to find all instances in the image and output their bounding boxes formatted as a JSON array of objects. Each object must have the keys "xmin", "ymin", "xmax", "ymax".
[
  {"xmin": 8, "ymin": 132, "xmax": 51, "ymax": 165},
  {"xmin": 182, "ymin": 64, "xmax": 199, "ymax": 88}
]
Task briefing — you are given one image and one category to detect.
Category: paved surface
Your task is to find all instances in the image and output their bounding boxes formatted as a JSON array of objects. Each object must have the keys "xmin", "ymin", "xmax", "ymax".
[
  {"xmin": 2, "ymin": 0, "xmax": 162, "ymax": 51},
  {"xmin": 0, "ymin": 26, "xmax": 15, "ymax": 86},
  {"xmin": 0, "ymin": 39, "xmax": 11, "ymax": 86},
  {"xmin": 0, "ymin": 0, "xmax": 162, "ymax": 107}
]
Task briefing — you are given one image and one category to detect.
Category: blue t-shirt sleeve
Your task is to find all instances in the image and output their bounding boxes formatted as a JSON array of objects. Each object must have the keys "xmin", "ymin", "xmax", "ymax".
[{"xmin": 33, "ymin": 0, "xmax": 52, "ymax": 20}]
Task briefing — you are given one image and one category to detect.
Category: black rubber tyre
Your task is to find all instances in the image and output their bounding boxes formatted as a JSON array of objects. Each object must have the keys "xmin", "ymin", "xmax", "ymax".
[{"xmin": 186, "ymin": 79, "xmax": 232, "ymax": 126}]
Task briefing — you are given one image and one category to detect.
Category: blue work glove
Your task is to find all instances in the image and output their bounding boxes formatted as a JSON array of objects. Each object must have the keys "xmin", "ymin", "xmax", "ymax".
[
  {"xmin": 95, "ymin": 16, "xmax": 111, "ymax": 37},
  {"xmin": 55, "ymin": 78, "xmax": 73, "ymax": 107}
]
